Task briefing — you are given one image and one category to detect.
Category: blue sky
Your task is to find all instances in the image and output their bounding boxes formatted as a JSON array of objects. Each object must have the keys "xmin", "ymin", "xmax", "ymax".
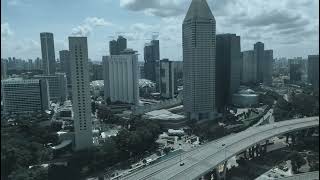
[{"xmin": 1, "ymin": 0, "xmax": 319, "ymax": 61}]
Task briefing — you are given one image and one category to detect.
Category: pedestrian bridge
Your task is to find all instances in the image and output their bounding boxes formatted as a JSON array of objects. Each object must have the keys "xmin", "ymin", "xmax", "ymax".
[{"xmin": 122, "ymin": 117, "xmax": 319, "ymax": 180}]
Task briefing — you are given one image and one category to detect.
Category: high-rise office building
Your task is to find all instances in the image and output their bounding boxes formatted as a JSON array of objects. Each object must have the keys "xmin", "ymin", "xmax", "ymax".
[
  {"xmin": 59, "ymin": 50, "xmax": 71, "ymax": 85},
  {"xmin": 40, "ymin": 32, "xmax": 56, "ymax": 74},
  {"xmin": 34, "ymin": 73, "xmax": 67, "ymax": 102},
  {"xmin": 308, "ymin": 55, "xmax": 319, "ymax": 91},
  {"xmin": 1, "ymin": 59, "xmax": 7, "ymax": 80},
  {"xmin": 109, "ymin": 36, "xmax": 127, "ymax": 55},
  {"xmin": 117, "ymin": 36, "xmax": 127, "ymax": 54},
  {"xmin": 172, "ymin": 61, "xmax": 183, "ymax": 94},
  {"xmin": 69, "ymin": 37, "xmax": 92, "ymax": 150},
  {"xmin": 216, "ymin": 34, "xmax": 241, "ymax": 112},
  {"xmin": 1, "ymin": 78, "xmax": 49, "ymax": 114},
  {"xmin": 35, "ymin": 57, "xmax": 42, "ymax": 70},
  {"xmin": 103, "ymin": 49, "xmax": 139, "ymax": 104},
  {"xmin": 144, "ymin": 40, "xmax": 160, "ymax": 85},
  {"xmin": 263, "ymin": 50, "xmax": 273, "ymax": 86},
  {"xmin": 289, "ymin": 58, "xmax": 303, "ymax": 82},
  {"xmin": 160, "ymin": 59, "xmax": 175, "ymax": 98},
  {"xmin": 254, "ymin": 42, "xmax": 264, "ymax": 83},
  {"xmin": 241, "ymin": 50, "xmax": 257, "ymax": 83},
  {"xmin": 183, "ymin": 0, "xmax": 216, "ymax": 121}
]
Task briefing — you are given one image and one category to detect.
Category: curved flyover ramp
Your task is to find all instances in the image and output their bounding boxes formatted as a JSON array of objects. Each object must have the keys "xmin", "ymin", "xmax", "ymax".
[{"xmin": 122, "ymin": 117, "xmax": 319, "ymax": 180}]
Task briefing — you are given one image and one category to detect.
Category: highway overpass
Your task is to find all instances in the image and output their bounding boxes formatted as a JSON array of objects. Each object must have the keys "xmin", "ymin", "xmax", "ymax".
[{"xmin": 122, "ymin": 117, "xmax": 319, "ymax": 180}]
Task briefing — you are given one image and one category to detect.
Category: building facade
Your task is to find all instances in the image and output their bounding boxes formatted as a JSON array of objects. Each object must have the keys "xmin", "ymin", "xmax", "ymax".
[
  {"xmin": 308, "ymin": 55, "xmax": 319, "ymax": 91},
  {"xmin": 183, "ymin": 0, "xmax": 216, "ymax": 120},
  {"xmin": 254, "ymin": 42, "xmax": 264, "ymax": 83},
  {"xmin": 263, "ymin": 50, "xmax": 273, "ymax": 86},
  {"xmin": 241, "ymin": 50, "xmax": 257, "ymax": 84},
  {"xmin": 216, "ymin": 34, "xmax": 241, "ymax": 112},
  {"xmin": 109, "ymin": 36, "xmax": 127, "ymax": 55},
  {"xmin": 59, "ymin": 50, "xmax": 71, "ymax": 85},
  {"xmin": 1, "ymin": 59, "xmax": 7, "ymax": 80},
  {"xmin": 2, "ymin": 78, "xmax": 49, "ymax": 114},
  {"xmin": 34, "ymin": 73, "xmax": 67, "ymax": 102},
  {"xmin": 160, "ymin": 59, "xmax": 175, "ymax": 98},
  {"xmin": 289, "ymin": 58, "xmax": 303, "ymax": 83},
  {"xmin": 103, "ymin": 49, "xmax": 139, "ymax": 105},
  {"xmin": 144, "ymin": 40, "xmax": 160, "ymax": 85},
  {"xmin": 40, "ymin": 32, "xmax": 56, "ymax": 75},
  {"xmin": 69, "ymin": 37, "xmax": 92, "ymax": 151}
]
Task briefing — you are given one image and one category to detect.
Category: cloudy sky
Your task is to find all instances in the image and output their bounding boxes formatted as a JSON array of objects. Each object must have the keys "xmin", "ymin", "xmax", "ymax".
[{"xmin": 1, "ymin": 0, "xmax": 319, "ymax": 61}]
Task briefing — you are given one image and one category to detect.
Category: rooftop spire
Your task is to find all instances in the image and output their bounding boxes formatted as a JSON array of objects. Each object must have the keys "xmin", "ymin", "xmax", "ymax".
[{"xmin": 184, "ymin": 0, "xmax": 214, "ymax": 22}]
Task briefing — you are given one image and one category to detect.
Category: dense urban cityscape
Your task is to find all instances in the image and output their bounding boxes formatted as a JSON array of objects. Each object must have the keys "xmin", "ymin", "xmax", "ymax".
[{"xmin": 1, "ymin": 0, "xmax": 319, "ymax": 180}]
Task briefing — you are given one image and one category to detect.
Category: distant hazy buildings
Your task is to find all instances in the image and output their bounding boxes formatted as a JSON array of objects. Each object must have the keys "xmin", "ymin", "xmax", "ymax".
[
  {"xmin": 160, "ymin": 59, "xmax": 175, "ymax": 98},
  {"xmin": 69, "ymin": 37, "xmax": 92, "ymax": 150},
  {"xmin": 144, "ymin": 40, "xmax": 160, "ymax": 85},
  {"xmin": 34, "ymin": 73, "xmax": 67, "ymax": 102},
  {"xmin": 40, "ymin": 32, "xmax": 56, "ymax": 75},
  {"xmin": 183, "ymin": 0, "xmax": 216, "ymax": 120},
  {"xmin": 109, "ymin": 36, "xmax": 127, "ymax": 55},
  {"xmin": 103, "ymin": 48, "xmax": 139, "ymax": 105},
  {"xmin": 263, "ymin": 50, "xmax": 273, "ymax": 86},
  {"xmin": 241, "ymin": 50, "xmax": 256, "ymax": 83},
  {"xmin": 308, "ymin": 55, "xmax": 319, "ymax": 91},
  {"xmin": 2, "ymin": 78, "xmax": 49, "ymax": 114},
  {"xmin": 59, "ymin": 50, "xmax": 71, "ymax": 85},
  {"xmin": 216, "ymin": 34, "xmax": 241, "ymax": 112}
]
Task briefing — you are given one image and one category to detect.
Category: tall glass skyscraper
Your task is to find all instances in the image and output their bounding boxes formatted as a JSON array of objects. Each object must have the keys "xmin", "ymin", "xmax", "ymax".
[
  {"xmin": 40, "ymin": 32, "xmax": 56, "ymax": 75},
  {"xmin": 183, "ymin": 0, "xmax": 216, "ymax": 121}
]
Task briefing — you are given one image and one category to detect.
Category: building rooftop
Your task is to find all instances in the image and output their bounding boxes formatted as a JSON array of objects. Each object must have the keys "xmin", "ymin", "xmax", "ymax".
[{"xmin": 184, "ymin": 0, "xmax": 214, "ymax": 22}]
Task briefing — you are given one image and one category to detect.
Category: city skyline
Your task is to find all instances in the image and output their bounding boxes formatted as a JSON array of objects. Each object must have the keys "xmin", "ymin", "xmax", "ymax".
[{"xmin": 1, "ymin": 0, "xmax": 319, "ymax": 61}]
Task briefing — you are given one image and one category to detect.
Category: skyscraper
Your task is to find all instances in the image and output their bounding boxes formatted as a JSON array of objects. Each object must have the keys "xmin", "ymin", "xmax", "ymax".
[
  {"xmin": 144, "ymin": 39, "xmax": 160, "ymax": 85},
  {"xmin": 308, "ymin": 55, "xmax": 319, "ymax": 91},
  {"xmin": 216, "ymin": 34, "xmax": 241, "ymax": 112},
  {"xmin": 103, "ymin": 49, "xmax": 139, "ymax": 104},
  {"xmin": 183, "ymin": 0, "xmax": 216, "ymax": 121},
  {"xmin": 263, "ymin": 50, "xmax": 273, "ymax": 86},
  {"xmin": 160, "ymin": 59, "xmax": 175, "ymax": 99},
  {"xmin": 289, "ymin": 58, "xmax": 303, "ymax": 82},
  {"xmin": 254, "ymin": 42, "xmax": 264, "ymax": 83},
  {"xmin": 109, "ymin": 36, "xmax": 127, "ymax": 55},
  {"xmin": 69, "ymin": 37, "xmax": 92, "ymax": 150},
  {"xmin": 40, "ymin": 32, "xmax": 56, "ymax": 75},
  {"xmin": 109, "ymin": 40, "xmax": 118, "ymax": 55},
  {"xmin": 59, "ymin": 50, "xmax": 71, "ymax": 85},
  {"xmin": 117, "ymin": 36, "xmax": 127, "ymax": 53},
  {"xmin": 241, "ymin": 50, "xmax": 257, "ymax": 83}
]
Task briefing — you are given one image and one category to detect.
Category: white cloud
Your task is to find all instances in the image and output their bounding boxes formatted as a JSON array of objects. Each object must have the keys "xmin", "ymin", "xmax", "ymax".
[
  {"xmin": 1, "ymin": 22, "xmax": 13, "ymax": 40},
  {"xmin": 71, "ymin": 17, "xmax": 113, "ymax": 36}
]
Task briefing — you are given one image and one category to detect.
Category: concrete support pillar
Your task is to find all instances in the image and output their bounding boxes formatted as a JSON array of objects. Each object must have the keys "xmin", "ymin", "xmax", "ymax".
[
  {"xmin": 215, "ymin": 161, "xmax": 227, "ymax": 180},
  {"xmin": 244, "ymin": 150, "xmax": 247, "ymax": 159}
]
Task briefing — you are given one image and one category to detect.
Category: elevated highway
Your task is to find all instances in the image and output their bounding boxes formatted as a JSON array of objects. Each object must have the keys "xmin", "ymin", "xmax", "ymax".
[
  {"xmin": 122, "ymin": 117, "xmax": 319, "ymax": 180},
  {"xmin": 278, "ymin": 171, "xmax": 319, "ymax": 179}
]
